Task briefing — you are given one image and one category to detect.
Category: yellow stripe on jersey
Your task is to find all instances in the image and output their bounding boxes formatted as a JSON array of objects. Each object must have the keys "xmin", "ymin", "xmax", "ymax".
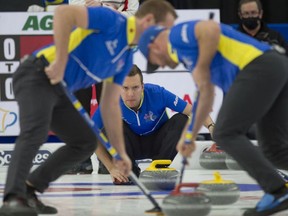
[
  {"xmin": 68, "ymin": 29, "xmax": 94, "ymax": 53},
  {"xmin": 45, "ymin": 0, "xmax": 65, "ymax": 5},
  {"xmin": 36, "ymin": 28, "xmax": 94, "ymax": 63},
  {"xmin": 138, "ymin": 91, "xmax": 144, "ymax": 109},
  {"xmin": 218, "ymin": 34, "xmax": 263, "ymax": 70},
  {"xmin": 127, "ymin": 16, "xmax": 136, "ymax": 46},
  {"xmin": 167, "ymin": 41, "xmax": 179, "ymax": 64},
  {"xmin": 35, "ymin": 45, "xmax": 55, "ymax": 62},
  {"xmin": 105, "ymin": 77, "xmax": 114, "ymax": 83}
]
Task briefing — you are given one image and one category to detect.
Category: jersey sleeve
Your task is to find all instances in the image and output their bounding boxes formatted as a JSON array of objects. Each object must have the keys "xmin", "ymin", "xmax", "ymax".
[
  {"xmin": 161, "ymin": 87, "xmax": 187, "ymax": 113},
  {"xmin": 112, "ymin": 60, "xmax": 133, "ymax": 85},
  {"xmin": 170, "ymin": 21, "xmax": 199, "ymax": 49},
  {"xmin": 87, "ymin": 7, "xmax": 118, "ymax": 31}
]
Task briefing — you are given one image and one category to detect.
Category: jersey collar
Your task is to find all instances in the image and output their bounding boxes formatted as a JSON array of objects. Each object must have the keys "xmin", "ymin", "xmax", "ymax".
[
  {"xmin": 127, "ymin": 16, "xmax": 136, "ymax": 47},
  {"xmin": 138, "ymin": 91, "xmax": 144, "ymax": 109}
]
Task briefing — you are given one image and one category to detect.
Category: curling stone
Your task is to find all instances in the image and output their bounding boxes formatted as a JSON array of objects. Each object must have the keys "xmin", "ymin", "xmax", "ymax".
[
  {"xmin": 196, "ymin": 171, "xmax": 240, "ymax": 205},
  {"xmin": 162, "ymin": 183, "xmax": 211, "ymax": 216},
  {"xmin": 139, "ymin": 160, "xmax": 179, "ymax": 191},
  {"xmin": 225, "ymin": 154, "xmax": 243, "ymax": 170},
  {"xmin": 199, "ymin": 143, "xmax": 227, "ymax": 169}
]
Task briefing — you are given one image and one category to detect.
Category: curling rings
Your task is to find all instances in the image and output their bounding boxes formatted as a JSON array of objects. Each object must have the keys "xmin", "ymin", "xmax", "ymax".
[
  {"xmin": 199, "ymin": 143, "xmax": 227, "ymax": 170},
  {"xmin": 196, "ymin": 171, "xmax": 240, "ymax": 205},
  {"xmin": 162, "ymin": 183, "xmax": 211, "ymax": 216},
  {"xmin": 225, "ymin": 154, "xmax": 243, "ymax": 170},
  {"xmin": 139, "ymin": 160, "xmax": 179, "ymax": 191}
]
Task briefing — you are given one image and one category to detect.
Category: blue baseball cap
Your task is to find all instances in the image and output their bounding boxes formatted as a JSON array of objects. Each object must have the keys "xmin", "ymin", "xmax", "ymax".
[{"xmin": 138, "ymin": 25, "xmax": 166, "ymax": 73}]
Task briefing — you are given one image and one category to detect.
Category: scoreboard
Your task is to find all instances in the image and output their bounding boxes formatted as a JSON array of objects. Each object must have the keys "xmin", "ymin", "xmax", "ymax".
[{"xmin": 0, "ymin": 12, "xmax": 54, "ymax": 135}]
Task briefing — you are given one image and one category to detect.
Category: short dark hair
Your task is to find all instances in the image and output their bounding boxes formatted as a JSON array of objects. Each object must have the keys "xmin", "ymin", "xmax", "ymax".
[
  {"xmin": 128, "ymin": 65, "xmax": 143, "ymax": 84},
  {"xmin": 238, "ymin": 0, "xmax": 263, "ymax": 12},
  {"xmin": 135, "ymin": 0, "xmax": 177, "ymax": 22}
]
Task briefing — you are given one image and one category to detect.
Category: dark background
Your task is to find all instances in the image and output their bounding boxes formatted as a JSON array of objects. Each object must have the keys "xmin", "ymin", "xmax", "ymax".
[
  {"xmin": 0, "ymin": 0, "xmax": 287, "ymax": 24},
  {"xmin": 0, "ymin": 0, "xmax": 43, "ymax": 11},
  {"xmin": 166, "ymin": 0, "xmax": 288, "ymax": 24}
]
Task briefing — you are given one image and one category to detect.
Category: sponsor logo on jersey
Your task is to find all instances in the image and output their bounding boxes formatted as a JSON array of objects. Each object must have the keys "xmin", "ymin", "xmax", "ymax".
[
  {"xmin": 144, "ymin": 111, "xmax": 156, "ymax": 122},
  {"xmin": 182, "ymin": 56, "xmax": 194, "ymax": 70},
  {"xmin": 181, "ymin": 24, "xmax": 189, "ymax": 43},
  {"xmin": 105, "ymin": 39, "xmax": 118, "ymax": 56},
  {"xmin": 173, "ymin": 96, "xmax": 179, "ymax": 106}
]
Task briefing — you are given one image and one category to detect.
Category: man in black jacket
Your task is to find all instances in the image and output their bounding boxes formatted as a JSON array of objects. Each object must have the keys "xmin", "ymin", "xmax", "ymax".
[
  {"xmin": 237, "ymin": 0, "xmax": 288, "ymax": 141},
  {"xmin": 238, "ymin": 0, "xmax": 288, "ymax": 55}
]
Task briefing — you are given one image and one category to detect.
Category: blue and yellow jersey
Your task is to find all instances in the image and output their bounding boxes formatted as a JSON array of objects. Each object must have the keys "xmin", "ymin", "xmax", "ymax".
[
  {"xmin": 93, "ymin": 84, "xmax": 188, "ymax": 135},
  {"xmin": 33, "ymin": 7, "xmax": 135, "ymax": 92},
  {"xmin": 169, "ymin": 21, "xmax": 272, "ymax": 92}
]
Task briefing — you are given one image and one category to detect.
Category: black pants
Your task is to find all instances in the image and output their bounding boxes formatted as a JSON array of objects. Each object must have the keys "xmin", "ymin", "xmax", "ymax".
[
  {"xmin": 124, "ymin": 113, "xmax": 188, "ymax": 164},
  {"xmin": 4, "ymin": 56, "xmax": 97, "ymax": 200},
  {"xmin": 74, "ymin": 87, "xmax": 93, "ymax": 165},
  {"xmin": 95, "ymin": 82, "xmax": 103, "ymax": 103},
  {"xmin": 74, "ymin": 83, "xmax": 102, "ymax": 166},
  {"xmin": 214, "ymin": 51, "xmax": 288, "ymax": 193}
]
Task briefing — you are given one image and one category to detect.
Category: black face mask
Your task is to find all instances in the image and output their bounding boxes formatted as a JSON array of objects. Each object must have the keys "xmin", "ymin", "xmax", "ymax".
[{"xmin": 241, "ymin": 17, "xmax": 260, "ymax": 30}]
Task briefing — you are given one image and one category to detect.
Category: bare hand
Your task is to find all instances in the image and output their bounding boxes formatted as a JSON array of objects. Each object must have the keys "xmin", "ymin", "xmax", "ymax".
[
  {"xmin": 44, "ymin": 61, "xmax": 65, "ymax": 85},
  {"xmin": 208, "ymin": 125, "xmax": 214, "ymax": 140},
  {"xmin": 176, "ymin": 135, "xmax": 196, "ymax": 158},
  {"xmin": 113, "ymin": 154, "xmax": 132, "ymax": 177},
  {"xmin": 109, "ymin": 167, "xmax": 130, "ymax": 183}
]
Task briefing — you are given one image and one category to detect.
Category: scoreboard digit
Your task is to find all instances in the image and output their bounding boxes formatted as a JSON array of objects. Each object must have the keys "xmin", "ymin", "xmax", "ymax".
[
  {"xmin": 0, "ymin": 35, "xmax": 53, "ymax": 101},
  {"xmin": 0, "ymin": 36, "xmax": 20, "ymax": 101}
]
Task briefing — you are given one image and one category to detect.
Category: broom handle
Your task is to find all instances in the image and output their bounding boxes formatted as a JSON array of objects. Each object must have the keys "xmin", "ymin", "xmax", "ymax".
[{"xmin": 178, "ymin": 91, "xmax": 199, "ymax": 184}]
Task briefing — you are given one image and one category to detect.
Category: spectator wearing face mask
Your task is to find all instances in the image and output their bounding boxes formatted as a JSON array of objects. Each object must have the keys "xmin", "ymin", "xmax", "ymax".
[{"xmin": 238, "ymin": 0, "xmax": 288, "ymax": 55}]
